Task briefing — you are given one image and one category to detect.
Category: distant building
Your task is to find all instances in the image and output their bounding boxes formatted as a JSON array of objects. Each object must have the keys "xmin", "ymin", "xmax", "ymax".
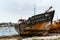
[{"xmin": 0, "ymin": 22, "xmax": 16, "ymax": 27}]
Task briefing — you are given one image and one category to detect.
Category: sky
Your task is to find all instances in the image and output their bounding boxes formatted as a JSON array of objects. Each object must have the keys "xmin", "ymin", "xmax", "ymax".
[{"xmin": 0, "ymin": 0, "xmax": 60, "ymax": 23}]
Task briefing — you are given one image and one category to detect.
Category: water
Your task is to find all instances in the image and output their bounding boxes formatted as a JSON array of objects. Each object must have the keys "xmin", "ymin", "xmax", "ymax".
[{"xmin": 0, "ymin": 27, "xmax": 18, "ymax": 36}]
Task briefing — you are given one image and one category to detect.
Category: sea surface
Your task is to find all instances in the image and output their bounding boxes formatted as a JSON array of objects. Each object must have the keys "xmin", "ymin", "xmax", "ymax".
[{"xmin": 0, "ymin": 27, "xmax": 18, "ymax": 36}]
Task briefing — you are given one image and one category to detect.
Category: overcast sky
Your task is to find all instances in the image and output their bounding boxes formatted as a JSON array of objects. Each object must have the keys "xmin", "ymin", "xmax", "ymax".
[{"xmin": 0, "ymin": 0, "xmax": 60, "ymax": 23}]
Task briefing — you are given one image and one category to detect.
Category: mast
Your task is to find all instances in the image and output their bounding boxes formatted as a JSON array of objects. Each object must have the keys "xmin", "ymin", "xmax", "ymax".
[
  {"xmin": 57, "ymin": 12, "xmax": 58, "ymax": 20},
  {"xmin": 34, "ymin": 4, "xmax": 36, "ymax": 15},
  {"xmin": 57, "ymin": 15, "xmax": 58, "ymax": 20}
]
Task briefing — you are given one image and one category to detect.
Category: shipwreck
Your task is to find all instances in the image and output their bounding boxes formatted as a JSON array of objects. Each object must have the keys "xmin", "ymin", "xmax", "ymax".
[{"xmin": 15, "ymin": 6, "xmax": 55, "ymax": 37}]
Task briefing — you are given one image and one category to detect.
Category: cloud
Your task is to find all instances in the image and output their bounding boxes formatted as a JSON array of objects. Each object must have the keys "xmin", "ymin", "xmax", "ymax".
[{"xmin": 0, "ymin": 0, "xmax": 60, "ymax": 23}]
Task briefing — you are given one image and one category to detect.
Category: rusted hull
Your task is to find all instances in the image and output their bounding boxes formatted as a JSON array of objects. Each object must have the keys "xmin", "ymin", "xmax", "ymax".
[
  {"xmin": 15, "ymin": 9, "xmax": 55, "ymax": 37},
  {"xmin": 20, "ymin": 30, "xmax": 49, "ymax": 37},
  {"xmin": 49, "ymin": 20, "xmax": 60, "ymax": 33},
  {"xmin": 19, "ymin": 21, "xmax": 51, "ymax": 37}
]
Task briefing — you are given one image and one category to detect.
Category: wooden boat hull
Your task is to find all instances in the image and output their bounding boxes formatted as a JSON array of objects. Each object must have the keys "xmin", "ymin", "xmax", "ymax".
[{"xmin": 15, "ymin": 10, "xmax": 55, "ymax": 37}]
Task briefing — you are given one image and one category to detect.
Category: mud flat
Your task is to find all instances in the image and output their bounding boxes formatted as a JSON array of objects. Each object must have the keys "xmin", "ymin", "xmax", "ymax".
[
  {"xmin": 0, "ymin": 35, "xmax": 60, "ymax": 40},
  {"xmin": 22, "ymin": 35, "xmax": 60, "ymax": 40},
  {"xmin": 0, "ymin": 35, "xmax": 20, "ymax": 40}
]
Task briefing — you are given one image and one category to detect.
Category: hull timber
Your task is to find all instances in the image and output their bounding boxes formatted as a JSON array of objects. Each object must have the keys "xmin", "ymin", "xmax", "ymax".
[
  {"xmin": 15, "ymin": 7, "xmax": 55, "ymax": 37},
  {"xmin": 20, "ymin": 22, "xmax": 51, "ymax": 36},
  {"xmin": 49, "ymin": 19, "xmax": 60, "ymax": 33}
]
